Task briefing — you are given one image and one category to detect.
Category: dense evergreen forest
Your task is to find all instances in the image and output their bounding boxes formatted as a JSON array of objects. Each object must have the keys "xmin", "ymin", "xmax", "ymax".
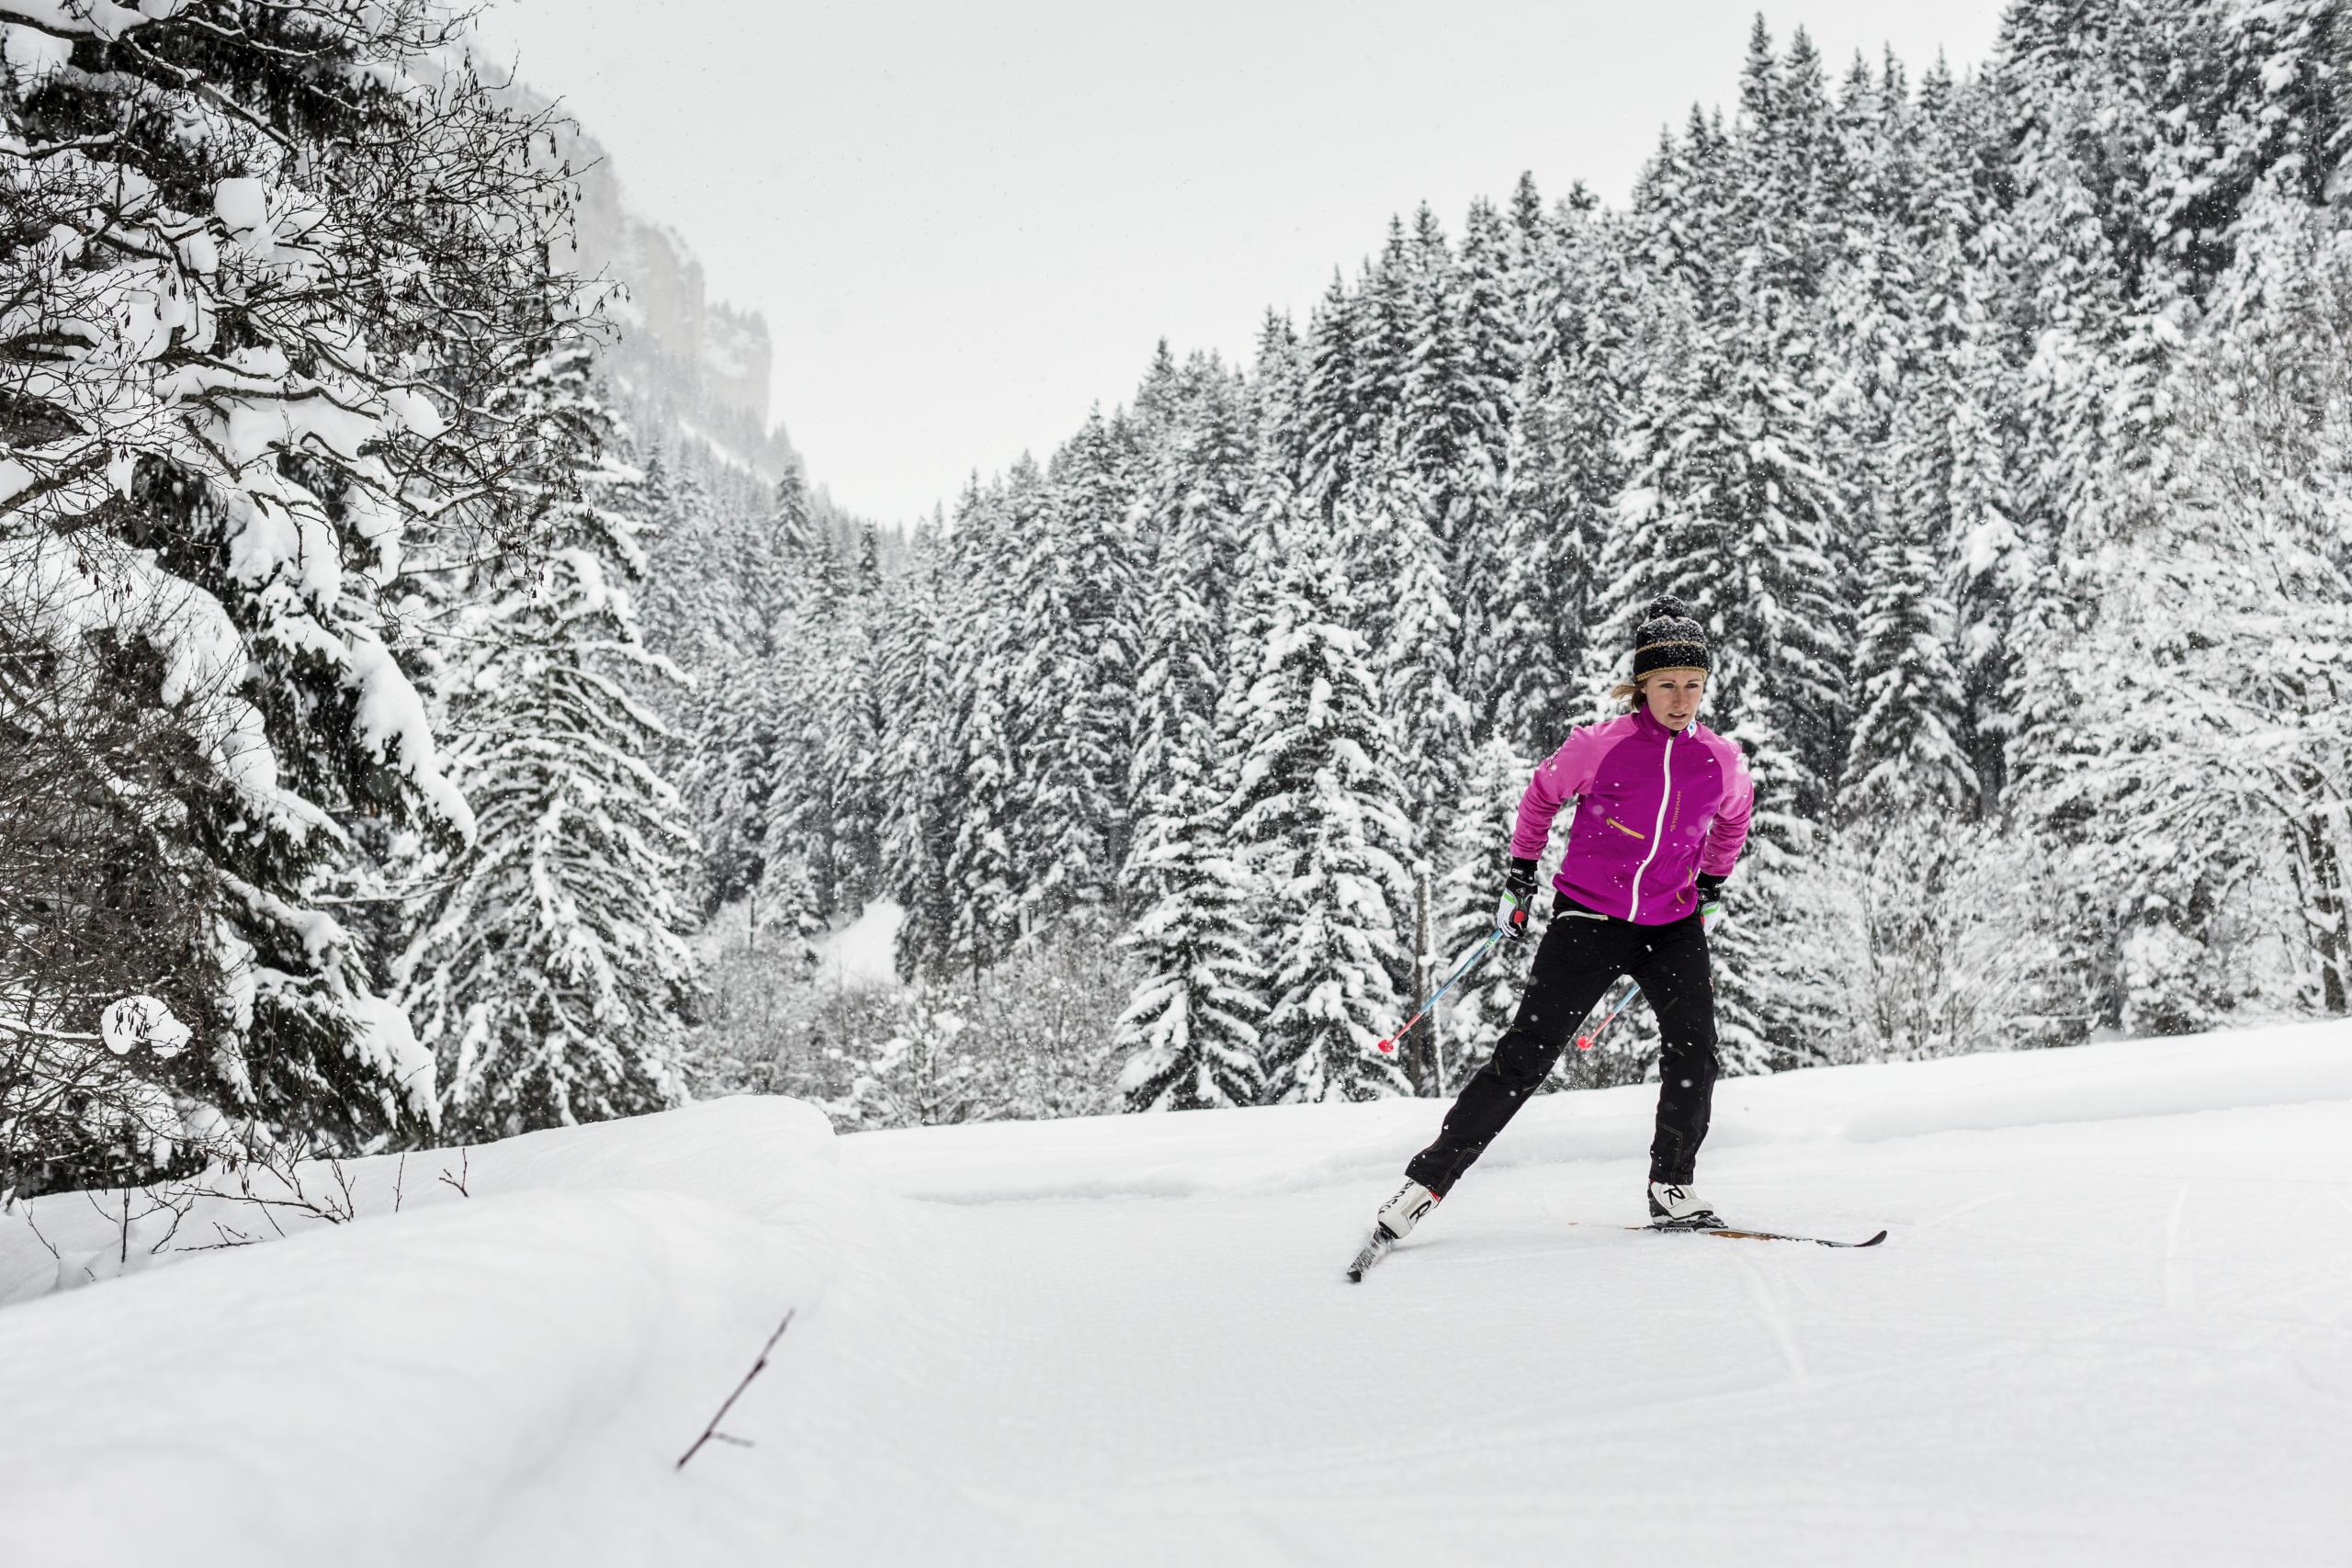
[{"xmin": 6, "ymin": 1, "xmax": 2350, "ymax": 1196}]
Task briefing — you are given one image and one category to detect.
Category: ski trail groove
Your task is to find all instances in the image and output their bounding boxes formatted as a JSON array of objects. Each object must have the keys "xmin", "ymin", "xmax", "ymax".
[{"xmin": 2163, "ymin": 1181, "xmax": 2195, "ymax": 1314}]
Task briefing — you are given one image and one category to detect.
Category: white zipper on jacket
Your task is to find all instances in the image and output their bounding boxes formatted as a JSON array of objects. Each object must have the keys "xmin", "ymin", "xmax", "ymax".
[{"xmin": 1625, "ymin": 730, "xmax": 1674, "ymax": 922}]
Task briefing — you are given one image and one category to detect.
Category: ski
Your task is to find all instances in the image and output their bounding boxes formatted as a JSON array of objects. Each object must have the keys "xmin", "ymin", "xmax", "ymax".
[
  {"xmin": 1345, "ymin": 1226, "xmax": 1398, "ymax": 1281},
  {"xmin": 1567, "ymin": 1220, "xmax": 1887, "ymax": 1247},
  {"xmin": 1635, "ymin": 1224, "xmax": 1887, "ymax": 1248}
]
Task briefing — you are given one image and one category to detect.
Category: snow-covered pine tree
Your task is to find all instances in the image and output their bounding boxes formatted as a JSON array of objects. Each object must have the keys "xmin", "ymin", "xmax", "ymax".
[
  {"xmin": 1719, "ymin": 31, "xmax": 1854, "ymax": 812},
  {"xmin": 800, "ymin": 581, "xmax": 888, "ymax": 916},
  {"xmin": 689, "ymin": 466, "xmax": 824, "ymax": 920},
  {"xmin": 1406, "ymin": 194, "xmax": 1521, "ymax": 797},
  {"xmin": 1763, "ymin": 26, "xmax": 1845, "ymax": 304},
  {"xmin": 396, "ymin": 343, "xmax": 695, "ymax": 1137},
  {"xmin": 760, "ymin": 470, "xmax": 887, "ymax": 926},
  {"xmin": 938, "ymin": 472, "xmax": 1031, "ymax": 976},
  {"xmin": 1115, "ymin": 365, "xmax": 1266, "ymax": 1110},
  {"xmin": 755, "ymin": 463, "xmax": 823, "ymax": 637},
  {"xmin": 1812, "ymin": 56, "xmax": 1912, "ymax": 644},
  {"xmin": 629, "ymin": 447, "xmax": 704, "ymax": 667},
  {"xmin": 1127, "ymin": 366, "xmax": 1249, "ymax": 803},
  {"xmin": 1349, "ymin": 218, "xmax": 1420, "ymax": 493},
  {"xmin": 1295, "ymin": 276, "xmax": 1364, "ymax": 513},
  {"xmin": 1488, "ymin": 204, "xmax": 1638, "ymax": 755},
  {"xmin": 1114, "ymin": 752, "xmax": 1265, "ymax": 1111},
  {"xmin": 1402, "ymin": 198, "xmax": 1519, "ymax": 568},
  {"xmin": 876, "ymin": 513, "xmax": 965, "ymax": 979},
  {"xmin": 1840, "ymin": 219, "xmax": 1975, "ymax": 824},
  {"xmin": 1232, "ymin": 506, "xmax": 1416, "ymax": 1103},
  {"xmin": 1195, "ymin": 313, "xmax": 1308, "ymax": 1067},
  {"xmin": 1354, "ymin": 451, "xmax": 1464, "ymax": 836},
  {"xmin": 1631, "ymin": 103, "xmax": 1734, "ymax": 299},
  {"xmin": 1016, "ymin": 411, "xmax": 1139, "ymax": 933},
  {"xmin": 680, "ymin": 642, "xmax": 795, "ymax": 917}
]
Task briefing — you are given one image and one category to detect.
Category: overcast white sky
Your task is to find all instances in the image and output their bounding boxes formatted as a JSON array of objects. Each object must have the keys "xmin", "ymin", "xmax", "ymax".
[{"xmin": 473, "ymin": 1, "xmax": 2014, "ymax": 527}]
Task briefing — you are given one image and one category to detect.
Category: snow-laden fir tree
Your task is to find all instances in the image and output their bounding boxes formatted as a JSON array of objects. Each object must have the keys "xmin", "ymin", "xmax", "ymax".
[
  {"xmin": 1349, "ymin": 218, "xmax": 1421, "ymax": 485},
  {"xmin": 1487, "ymin": 203, "xmax": 1639, "ymax": 756},
  {"xmin": 1391, "ymin": 197, "xmax": 1521, "ymax": 866},
  {"xmin": 758, "ymin": 463, "xmax": 888, "ymax": 921},
  {"xmin": 1116, "ymin": 372, "xmax": 1266, "ymax": 1111},
  {"xmin": 1295, "ymin": 276, "xmax": 1363, "ymax": 508},
  {"xmin": 805, "ymin": 585, "xmax": 889, "ymax": 915},
  {"xmin": 876, "ymin": 515, "xmax": 965, "ymax": 979},
  {"xmin": 396, "ymin": 344, "xmax": 695, "ymax": 1137},
  {"xmin": 1975, "ymin": 85, "xmax": 2149, "ymax": 1039},
  {"xmin": 1840, "ymin": 223, "xmax": 1975, "ymax": 825},
  {"xmin": 1233, "ymin": 506, "xmax": 1416, "ymax": 1103},
  {"xmin": 762, "ymin": 551, "xmax": 887, "ymax": 926},
  {"xmin": 1114, "ymin": 746, "xmax": 1266, "ymax": 1111},
  {"xmin": 1356, "ymin": 456, "xmax": 1468, "ymax": 857},
  {"xmin": 1014, "ymin": 412, "xmax": 1139, "ymax": 932},
  {"xmin": 632, "ymin": 449, "xmax": 724, "ymax": 670},
  {"xmin": 680, "ymin": 645, "xmax": 793, "ymax": 917},
  {"xmin": 937, "ymin": 472, "xmax": 1033, "ymax": 975},
  {"xmin": 681, "ymin": 468, "xmax": 819, "ymax": 916}
]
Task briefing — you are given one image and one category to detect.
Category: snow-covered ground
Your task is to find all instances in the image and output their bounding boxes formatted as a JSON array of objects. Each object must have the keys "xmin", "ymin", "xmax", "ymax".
[
  {"xmin": 811, "ymin": 895, "xmax": 905, "ymax": 988},
  {"xmin": 5, "ymin": 1023, "xmax": 2350, "ymax": 1566}
]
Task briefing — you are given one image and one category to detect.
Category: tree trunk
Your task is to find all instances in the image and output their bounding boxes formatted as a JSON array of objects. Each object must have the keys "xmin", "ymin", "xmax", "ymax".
[{"xmin": 2292, "ymin": 763, "xmax": 2348, "ymax": 1015}]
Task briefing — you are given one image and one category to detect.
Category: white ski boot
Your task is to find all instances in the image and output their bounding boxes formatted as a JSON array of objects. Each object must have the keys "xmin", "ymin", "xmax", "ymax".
[
  {"xmin": 1376, "ymin": 1178, "xmax": 1439, "ymax": 1240},
  {"xmin": 1348, "ymin": 1179, "xmax": 1439, "ymax": 1280},
  {"xmin": 1646, "ymin": 1180, "xmax": 1725, "ymax": 1230}
]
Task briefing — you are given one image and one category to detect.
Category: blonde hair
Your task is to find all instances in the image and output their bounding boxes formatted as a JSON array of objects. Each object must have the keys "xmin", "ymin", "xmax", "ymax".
[{"xmin": 1611, "ymin": 670, "xmax": 1706, "ymax": 710}]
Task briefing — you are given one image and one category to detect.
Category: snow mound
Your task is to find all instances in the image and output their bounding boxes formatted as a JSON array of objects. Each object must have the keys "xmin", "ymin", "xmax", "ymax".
[{"xmin": 0, "ymin": 1097, "xmax": 890, "ymax": 1565}]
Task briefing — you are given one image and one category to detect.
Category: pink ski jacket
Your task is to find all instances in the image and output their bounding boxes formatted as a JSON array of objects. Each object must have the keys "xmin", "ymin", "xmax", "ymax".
[{"xmin": 1511, "ymin": 707, "xmax": 1754, "ymax": 925}]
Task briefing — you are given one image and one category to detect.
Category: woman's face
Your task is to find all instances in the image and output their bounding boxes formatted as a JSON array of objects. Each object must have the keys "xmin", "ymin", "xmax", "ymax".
[{"xmin": 1644, "ymin": 671, "xmax": 1706, "ymax": 733}]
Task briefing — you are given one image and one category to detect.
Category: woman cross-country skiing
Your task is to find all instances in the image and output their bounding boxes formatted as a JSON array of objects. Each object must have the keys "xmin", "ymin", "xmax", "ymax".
[{"xmin": 1359, "ymin": 594, "xmax": 1754, "ymax": 1267}]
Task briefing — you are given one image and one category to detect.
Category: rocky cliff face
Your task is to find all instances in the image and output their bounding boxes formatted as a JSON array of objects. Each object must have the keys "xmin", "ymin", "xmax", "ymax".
[
  {"xmin": 471, "ymin": 62, "xmax": 802, "ymax": 486},
  {"xmin": 567, "ymin": 140, "xmax": 800, "ymax": 482}
]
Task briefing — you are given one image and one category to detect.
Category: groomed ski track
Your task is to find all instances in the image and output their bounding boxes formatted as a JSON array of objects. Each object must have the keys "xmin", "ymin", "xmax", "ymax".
[{"xmin": 5, "ymin": 1024, "xmax": 2350, "ymax": 1565}]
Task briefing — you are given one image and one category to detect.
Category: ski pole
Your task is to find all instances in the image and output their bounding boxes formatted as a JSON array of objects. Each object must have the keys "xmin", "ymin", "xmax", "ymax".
[
  {"xmin": 1375, "ymin": 926, "xmax": 1508, "ymax": 1056},
  {"xmin": 1574, "ymin": 974, "xmax": 1643, "ymax": 1052}
]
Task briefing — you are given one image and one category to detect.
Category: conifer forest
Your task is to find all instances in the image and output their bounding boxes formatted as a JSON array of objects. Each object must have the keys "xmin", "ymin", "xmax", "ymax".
[{"xmin": 6, "ymin": 0, "xmax": 2351, "ymax": 1198}]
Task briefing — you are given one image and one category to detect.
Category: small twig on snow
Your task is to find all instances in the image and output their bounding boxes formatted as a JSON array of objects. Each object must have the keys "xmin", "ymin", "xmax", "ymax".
[
  {"xmin": 16, "ymin": 1203, "xmax": 60, "ymax": 1260},
  {"xmin": 183, "ymin": 1220, "xmax": 262, "ymax": 1252},
  {"xmin": 324, "ymin": 1157, "xmax": 357, "ymax": 1223},
  {"xmin": 676, "ymin": 1309, "xmax": 797, "ymax": 1472},
  {"xmin": 437, "ymin": 1147, "xmax": 469, "ymax": 1199}
]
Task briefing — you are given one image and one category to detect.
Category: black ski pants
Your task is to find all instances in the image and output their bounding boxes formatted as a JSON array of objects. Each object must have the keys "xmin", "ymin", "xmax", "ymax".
[{"xmin": 1406, "ymin": 896, "xmax": 1720, "ymax": 1196}]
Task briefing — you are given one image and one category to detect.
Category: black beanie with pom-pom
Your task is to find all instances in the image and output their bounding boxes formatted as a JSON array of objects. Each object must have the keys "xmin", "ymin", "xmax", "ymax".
[{"xmin": 1632, "ymin": 594, "xmax": 1710, "ymax": 678}]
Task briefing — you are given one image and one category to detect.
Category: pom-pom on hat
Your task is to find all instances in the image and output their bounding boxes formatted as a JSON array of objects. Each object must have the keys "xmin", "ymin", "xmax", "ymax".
[{"xmin": 1632, "ymin": 594, "xmax": 1710, "ymax": 678}]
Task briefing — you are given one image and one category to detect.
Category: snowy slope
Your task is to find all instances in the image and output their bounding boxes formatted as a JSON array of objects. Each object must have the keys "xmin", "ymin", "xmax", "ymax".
[{"xmin": 4, "ymin": 1024, "xmax": 2349, "ymax": 1566}]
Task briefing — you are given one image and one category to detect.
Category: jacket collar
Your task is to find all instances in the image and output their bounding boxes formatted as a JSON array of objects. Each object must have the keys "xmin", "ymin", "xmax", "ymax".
[{"xmin": 1633, "ymin": 705, "xmax": 1681, "ymax": 740}]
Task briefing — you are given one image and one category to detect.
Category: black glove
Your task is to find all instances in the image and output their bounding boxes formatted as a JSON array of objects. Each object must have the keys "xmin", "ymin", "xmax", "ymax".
[
  {"xmin": 1496, "ymin": 858, "xmax": 1540, "ymax": 940},
  {"xmin": 1694, "ymin": 871, "xmax": 1728, "ymax": 930}
]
